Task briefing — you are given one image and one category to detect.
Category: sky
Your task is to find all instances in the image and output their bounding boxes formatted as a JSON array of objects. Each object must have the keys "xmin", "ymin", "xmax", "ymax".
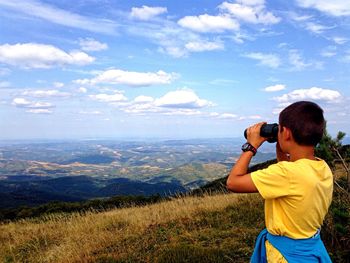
[{"xmin": 0, "ymin": 0, "xmax": 349, "ymax": 140}]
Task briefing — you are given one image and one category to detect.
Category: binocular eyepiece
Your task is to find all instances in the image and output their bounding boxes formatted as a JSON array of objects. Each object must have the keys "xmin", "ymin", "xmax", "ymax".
[{"xmin": 244, "ymin": 123, "xmax": 279, "ymax": 143}]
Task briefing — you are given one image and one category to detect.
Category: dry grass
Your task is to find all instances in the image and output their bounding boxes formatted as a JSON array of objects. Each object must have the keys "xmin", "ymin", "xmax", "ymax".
[{"xmin": 0, "ymin": 193, "xmax": 262, "ymax": 263}]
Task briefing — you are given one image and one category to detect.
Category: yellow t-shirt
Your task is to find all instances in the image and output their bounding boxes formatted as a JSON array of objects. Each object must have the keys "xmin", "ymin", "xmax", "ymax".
[
  {"xmin": 251, "ymin": 158, "xmax": 333, "ymax": 261},
  {"xmin": 265, "ymin": 240, "xmax": 287, "ymax": 263}
]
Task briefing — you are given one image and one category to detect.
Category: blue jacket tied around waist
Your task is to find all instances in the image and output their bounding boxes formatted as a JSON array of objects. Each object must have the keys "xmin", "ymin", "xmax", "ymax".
[{"xmin": 250, "ymin": 229, "xmax": 332, "ymax": 263}]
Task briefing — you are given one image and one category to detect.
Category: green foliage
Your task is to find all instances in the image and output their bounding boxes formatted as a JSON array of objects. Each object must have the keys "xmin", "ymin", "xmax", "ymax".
[
  {"xmin": 322, "ymin": 183, "xmax": 350, "ymax": 262},
  {"xmin": 315, "ymin": 130, "xmax": 348, "ymax": 167},
  {"xmin": 315, "ymin": 128, "xmax": 350, "ymax": 262}
]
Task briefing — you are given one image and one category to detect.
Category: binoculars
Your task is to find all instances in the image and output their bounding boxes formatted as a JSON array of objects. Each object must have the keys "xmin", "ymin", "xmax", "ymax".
[{"xmin": 244, "ymin": 123, "xmax": 279, "ymax": 143}]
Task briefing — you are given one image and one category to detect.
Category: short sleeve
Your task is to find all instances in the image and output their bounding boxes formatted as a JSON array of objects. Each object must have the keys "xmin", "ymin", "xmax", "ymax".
[{"xmin": 251, "ymin": 162, "xmax": 290, "ymax": 199}]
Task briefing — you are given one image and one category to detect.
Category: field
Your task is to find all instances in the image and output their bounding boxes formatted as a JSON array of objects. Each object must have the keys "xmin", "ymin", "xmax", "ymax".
[
  {"xmin": 0, "ymin": 193, "xmax": 264, "ymax": 263},
  {"xmin": 1, "ymin": 163, "xmax": 350, "ymax": 263}
]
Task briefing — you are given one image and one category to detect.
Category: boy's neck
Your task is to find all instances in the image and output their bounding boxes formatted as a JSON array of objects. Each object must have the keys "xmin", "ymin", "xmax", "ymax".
[{"xmin": 288, "ymin": 144, "xmax": 316, "ymax": 162}]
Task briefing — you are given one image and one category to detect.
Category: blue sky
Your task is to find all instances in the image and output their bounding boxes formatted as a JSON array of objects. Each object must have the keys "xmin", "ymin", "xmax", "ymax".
[{"xmin": 0, "ymin": 0, "xmax": 349, "ymax": 140}]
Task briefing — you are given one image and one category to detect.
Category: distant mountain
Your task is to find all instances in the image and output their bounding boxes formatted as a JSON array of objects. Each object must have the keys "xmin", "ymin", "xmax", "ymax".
[
  {"xmin": 0, "ymin": 176, "xmax": 186, "ymax": 209},
  {"xmin": 98, "ymin": 178, "xmax": 185, "ymax": 196},
  {"xmin": 191, "ymin": 159, "xmax": 277, "ymax": 195},
  {"xmin": 0, "ymin": 139, "xmax": 277, "ymax": 210}
]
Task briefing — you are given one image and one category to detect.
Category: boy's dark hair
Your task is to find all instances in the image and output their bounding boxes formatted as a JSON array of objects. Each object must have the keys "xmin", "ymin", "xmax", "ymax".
[{"xmin": 279, "ymin": 101, "xmax": 325, "ymax": 146}]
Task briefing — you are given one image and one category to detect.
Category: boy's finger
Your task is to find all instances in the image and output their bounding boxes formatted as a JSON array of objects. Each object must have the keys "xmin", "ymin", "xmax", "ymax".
[{"xmin": 253, "ymin": 122, "xmax": 265, "ymax": 131}]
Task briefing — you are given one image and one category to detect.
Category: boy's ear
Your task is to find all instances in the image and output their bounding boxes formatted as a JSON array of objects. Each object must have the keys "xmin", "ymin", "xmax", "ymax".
[{"xmin": 283, "ymin": 127, "xmax": 293, "ymax": 141}]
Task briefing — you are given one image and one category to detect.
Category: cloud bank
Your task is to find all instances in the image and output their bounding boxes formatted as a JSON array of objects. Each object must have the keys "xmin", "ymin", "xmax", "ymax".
[
  {"xmin": 0, "ymin": 43, "xmax": 94, "ymax": 69},
  {"xmin": 75, "ymin": 69, "xmax": 177, "ymax": 87}
]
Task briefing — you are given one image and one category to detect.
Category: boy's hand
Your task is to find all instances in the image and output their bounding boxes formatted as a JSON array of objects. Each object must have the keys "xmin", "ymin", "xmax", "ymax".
[{"xmin": 246, "ymin": 122, "xmax": 267, "ymax": 149}]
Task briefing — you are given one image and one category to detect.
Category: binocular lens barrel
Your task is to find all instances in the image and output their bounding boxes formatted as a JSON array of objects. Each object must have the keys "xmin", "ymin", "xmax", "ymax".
[{"xmin": 244, "ymin": 123, "xmax": 279, "ymax": 143}]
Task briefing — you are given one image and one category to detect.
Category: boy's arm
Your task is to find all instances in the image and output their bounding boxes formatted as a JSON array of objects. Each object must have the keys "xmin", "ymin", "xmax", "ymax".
[
  {"xmin": 226, "ymin": 122, "xmax": 266, "ymax": 193},
  {"xmin": 226, "ymin": 151, "xmax": 257, "ymax": 192}
]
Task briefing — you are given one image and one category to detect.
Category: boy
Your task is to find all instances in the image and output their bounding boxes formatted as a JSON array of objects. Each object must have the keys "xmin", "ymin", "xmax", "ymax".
[{"xmin": 226, "ymin": 101, "xmax": 333, "ymax": 262}]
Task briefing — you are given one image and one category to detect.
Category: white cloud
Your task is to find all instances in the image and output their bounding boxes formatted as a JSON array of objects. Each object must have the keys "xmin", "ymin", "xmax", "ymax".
[
  {"xmin": 134, "ymin": 95, "xmax": 154, "ymax": 103},
  {"xmin": 273, "ymin": 87, "xmax": 342, "ymax": 104},
  {"xmin": 264, "ymin": 84, "xmax": 286, "ymax": 92},
  {"xmin": 0, "ymin": 43, "xmax": 95, "ymax": 69},
  {"xmin": 243, "ymin": 52, "xmax": 281, "ymax": 68},
  {"xmin": 230, "ymin": 32, "xmax": 254, "ymax": 44},
  {"xmin": 288, "ymin": 50, "xmax": 311, "ymax": 70},
  {"xmin": 154, "ymin": 89, "xmax": 213, "ymax": 109},
  {"xmin": 89, "ymin": 92, "xmax": 127, "ymax": 103},
  {"xmin": 12, "ymin": 97, "xmax": 55, "ymax": 110},
  {"xmin": 0, "ymin": 81, "xmax": 11, "ymax": 88},
  {"xmin": 78, "ymin": 38, "xmax": 108, "ymax": 52},
  {"xmin": 126, "ymin": 17, "xmax": 219, "ymax": 58},
  {"xmin": 163, "ymin": 109, "xmax": 203, "ymax": 116},
  {"xmin": 53, "ymin": 82, "xmax": 64, "ymax": 88},
  {"xmin": 239, "ymin": 0, "xmax": 265, "ymax": 6},
  {"xmin": 78, "ymin": 87, "xmax": 87, "ymax": 93},
  {"xmin": 12, "ymin": 98, "xmax": 31, "ymax": 107},
  {"xmin": 238, "ymin": 115, "xmax": 262, "ymax": 120},
  {"xmin": 332, "ymin": 37, "xmax": 348, "ymax": 45},
  {"xmin": 158, "ymin": 46, "xmax": 188, "ymax": 58},
  {"xmin": 305, "ymin": 22, "xmax": 332, "ymax": 34},
  {"xmin": 288, "ymin": 50, "xmax": 323, "ymax": 71},
  {"xmin": 120, "ymin": 89, "xmax": 214, "ymax": 116},
  {"xmin": 178, "ymin": 14, "xmax": 239, "ymax": 33},
  {"xmin": 123, "ymin": 101, "xmax": 158, "ymax": 114},
  {"xmin": 26, "ymin": 109, "xmax": 52, "ymax": 114},
  {"xmin": 26, "ymin": 101, "xmax": 54, "ymax": 109},
  {"xmin": 218, "ymin": 113, "xmax": 238, "ymax": 119},
  {"xmin": 321, "ymin": 50, "xmax": 337, "ymax": 58},
  {"xmin": 272, "ymin": 107, "xmax": 284, "ymax": 115},
  {"xmin": 185, "ymin": 40, "xmax": 224, "ymax": 52},
  {"xmin": 295, "ymin": 0, "xmax": 350, "ymax": 16},
  {"xmin": 75, "ymin": 69, "xmax": 176, "ymax": 87},
  {"xmin": 130, "ymin": 5, "xmax": 167, "ymax": 21},
  {"xmin": 0, "ymin": 0, "xmax": 117, "ymax": 34},
  {"xmin": 213, "ymin": 112, "xmax": 262, "ymax": 120},
  {"xmin": 21, "ymin": 89, "xmax": 71, "ymax": 98},
  {"xmin": 79, "ymin": 110, "xmax": 102, "ymax": 115},
  {"xmin": 209, "ymin": 112, "xmax": 220, "ymax": 117},
  {"xmin": 288, "ymin": 12, "xmax": 313, "ymax": 22},
  {"xmin": 219, "ymin": 1, "xmax": 280, "ymax": 25},
  {"xmin": 321, "ymin": 46, "xmax": 337, "ymax": 57}
]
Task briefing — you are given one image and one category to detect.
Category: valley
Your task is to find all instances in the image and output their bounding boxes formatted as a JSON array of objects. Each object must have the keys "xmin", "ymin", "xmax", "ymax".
[{"xmin": 0, "ymin": 139, "xmax": 275, "ymax": 208}]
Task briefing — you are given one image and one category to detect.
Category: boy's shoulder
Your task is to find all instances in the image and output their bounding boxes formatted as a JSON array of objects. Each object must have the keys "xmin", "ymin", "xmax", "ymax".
[
  {"xmin": 268, "ymin": 158, "xmax": 329, "ymax": 170},
  {"xmin": 257, "ymin": 158, "xmax": 331, "ymax": 178},
  {"xmin": 265, "ymin": 159, "xmax": 332, "ymax": 182}
]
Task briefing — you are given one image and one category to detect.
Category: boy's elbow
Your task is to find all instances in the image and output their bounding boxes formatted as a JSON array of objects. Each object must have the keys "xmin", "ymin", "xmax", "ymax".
[
  {"xmin": 226, "ymin": 172, "xmax": 242, "ymax": 192},
  {"xmin": 226, "ymin": 180, "xmax": 238, "ymax": 192}
]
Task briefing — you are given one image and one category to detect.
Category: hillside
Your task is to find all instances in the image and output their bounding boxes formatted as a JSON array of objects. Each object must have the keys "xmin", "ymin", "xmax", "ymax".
[
  {"xmin": 0, "ymin": 193, "xmax": 265, "ymax": 263},
  {"xmin": 191, "ymin": 159, "xmax": 277, "ymax": 195},
  {"xmin": 0, "ymin": 176, "xmax": 185, "ymax": 209},
  {"xmin": 1, "ymin": 184, "xmax": 348, "ymax": 263}
]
